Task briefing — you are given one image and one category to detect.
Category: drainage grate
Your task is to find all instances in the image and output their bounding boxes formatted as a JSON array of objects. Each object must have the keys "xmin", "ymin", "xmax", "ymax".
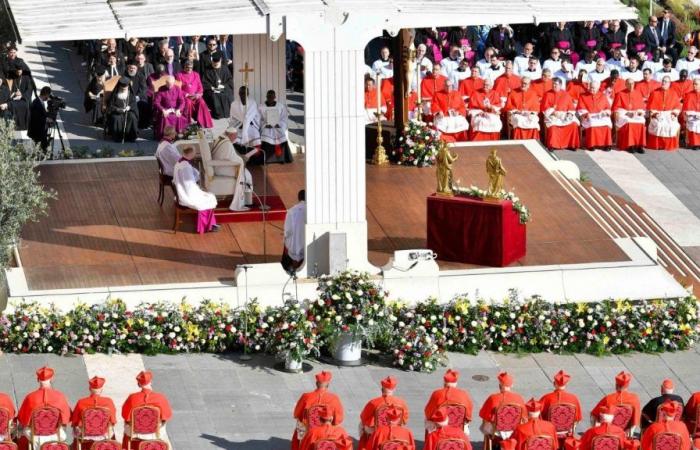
[{"xmin": 472, "ymin": 374, "xmax": 489, "ymax": 382}]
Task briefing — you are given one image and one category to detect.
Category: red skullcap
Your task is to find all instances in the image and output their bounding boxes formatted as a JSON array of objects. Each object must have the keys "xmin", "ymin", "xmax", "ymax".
[
  {"xmin": 89, "ymin": 376, "xmax": 105, "ymax": 390},
  {"xmin": 381, "ymin": 376, "xmax": 397, "ymax": 390},
  {"xmin": 662, "ymin": 379, "xmax": 674, "ymax": 390},
  {"xmin": 615, "ymin": 371, "xmax": 631, "ymax": 388},
  {"xmin": 444, "ymin": 369, "xmax": 459, "ymax": 383},
  {"xmin": 136, "ymin": 370, "xmax": 153, "ymax": 386},
  {"xmin": 554, "ymin": 370, "xmax": 571, "ymax": 387},
  {"xmin": 36, "ymin": 366, "xmax": 54, "ymax": 382},
  {"xmin": 498, "ymin": 371, "xmax": 514, "ymax": 387},
  {"xmin": 315, "ymin": 371, "xmax": 332, "ymax": 384},
  {"xmin": 526, "ymin": 398, "xmax": 543, "ymax": 413}
]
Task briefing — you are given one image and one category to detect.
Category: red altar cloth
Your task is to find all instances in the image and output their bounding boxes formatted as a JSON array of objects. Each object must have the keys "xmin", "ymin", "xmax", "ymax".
[{"xmin": 426, "ymin": 194, "xmax": 526, "ymax": 266}]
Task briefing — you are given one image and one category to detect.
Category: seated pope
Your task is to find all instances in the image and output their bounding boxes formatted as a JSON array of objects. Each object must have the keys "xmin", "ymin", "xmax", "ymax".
[{"xmin": 209, "ymin": 127, "xmax": 255, "ymax": 211}]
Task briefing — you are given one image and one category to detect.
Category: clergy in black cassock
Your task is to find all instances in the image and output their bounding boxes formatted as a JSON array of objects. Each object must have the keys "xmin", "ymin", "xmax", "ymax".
[
  {"xmin": 7, "ymin": 61, "xmax": 32, "ymax": 131},
  {"xmin": 106, "ymin": 78, "xmax": 139, "ymax": 142},
  {"xmin": 202, "ymin": 53, "xmax": 233, "ymax": 119},
  {"xmin": 122, "ymin": 60, "xmax": 152, "ymax": 129},
  {"xmin": 0, "ymin": 76, "xmax": 13, "ymax": 122},
  {"xmin": 84, "ymin": 66, "xmax": 106, "ymax": 125}
]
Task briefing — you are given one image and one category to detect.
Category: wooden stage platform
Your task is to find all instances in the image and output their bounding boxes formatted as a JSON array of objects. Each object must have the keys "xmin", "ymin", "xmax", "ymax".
[{"xmin": 19, "ymin": 145, "xmax": 627, "ymax": 290}]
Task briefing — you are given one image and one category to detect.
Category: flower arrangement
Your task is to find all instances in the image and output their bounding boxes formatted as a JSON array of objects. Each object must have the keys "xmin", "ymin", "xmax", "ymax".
[
  {"xmin": 454, "ymin": 185, "xmax": 531, "ymax": 224},
  {"xmin": 0, "ymin": 277, "xmax": 697, "ymax": 373},
  {"xmin": 308, "ymin": 270, "xmax": 391, "ymax": 348},
  {"xmin": 394, "ymin": 119, "xmax": 443, "ymax": 167}
]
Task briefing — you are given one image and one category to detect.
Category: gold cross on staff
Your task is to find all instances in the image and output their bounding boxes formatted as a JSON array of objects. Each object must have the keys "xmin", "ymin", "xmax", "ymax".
[{"xmin": 239, "ymin": 62, "xmax": 254, "ymax": 87}]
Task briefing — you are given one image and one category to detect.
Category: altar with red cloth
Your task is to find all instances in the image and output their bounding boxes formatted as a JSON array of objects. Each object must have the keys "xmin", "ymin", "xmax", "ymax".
[{"xmin": 426, "ymin": 194, "xmax": 526, "ymax": 267}]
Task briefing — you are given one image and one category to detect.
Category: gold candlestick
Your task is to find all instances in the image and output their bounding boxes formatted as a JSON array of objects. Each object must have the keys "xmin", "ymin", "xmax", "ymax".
[{"xmin": 371, "ymin": 73, "xmax": 389, "ymax": 166}]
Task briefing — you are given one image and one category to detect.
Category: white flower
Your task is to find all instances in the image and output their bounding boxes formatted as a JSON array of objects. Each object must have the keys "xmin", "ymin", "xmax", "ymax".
[
  {"xmin": 345, "ymin": 304, "xmax": 353, "ymax": 310},
  {"xmin": 168, "ymin": 332, "xmax": 176, "ymax": 339},
  {"xmin": 110, "ymin": 339, "xmax": 116, "ymax": 345},
  {"xmin": 331, "ymin": 294, "xmax": 340, "ymax": 301},
  {"xmin": 495, "ymin": 311, "xmax": 501, "ymax": 318},
  {"xmin": 356, "ymin": 315, "xmax": 363, "ymax": 321}
]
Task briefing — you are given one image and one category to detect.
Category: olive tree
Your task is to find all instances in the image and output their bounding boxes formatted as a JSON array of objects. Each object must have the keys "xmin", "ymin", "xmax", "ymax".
[{"xmin": 0, "ymin": 120, "xmax": 55, "ymax": 269}]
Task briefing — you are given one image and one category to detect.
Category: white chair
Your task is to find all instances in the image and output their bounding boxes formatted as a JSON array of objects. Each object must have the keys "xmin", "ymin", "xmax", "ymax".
[{"xmin": 175, "ymin": 138, "xmax": 239, "ymax": 198}]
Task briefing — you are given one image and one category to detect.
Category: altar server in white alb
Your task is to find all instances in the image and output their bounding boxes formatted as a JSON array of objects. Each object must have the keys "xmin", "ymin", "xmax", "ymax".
[
  {"xmin": 282, "ymin": 189, "xmax": 306, "ymax": 274},
  {"xmin": 229, "ymin": 86, "xmax": 262, "ymax": 162},
  {"xmin": 210, "ymin": 127, "xmax": 254, "ymax": 211},
  {"xmin": 259, "ymin": 89, "xmax": 293, "ymax": 164},
  {"xmin": 173, "ymin": 146, "xmax": 220, "ymax": 234}
]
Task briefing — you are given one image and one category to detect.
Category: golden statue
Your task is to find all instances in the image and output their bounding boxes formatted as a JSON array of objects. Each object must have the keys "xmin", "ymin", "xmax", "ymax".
[
  {"xmin": 401, "ymin": 29, "xmax": 417, "ymax": 99},
  {"xmin": 486, "ymin": 148, "xmax": 507, "ymax": 198},
  {"xmin": 436, "ymin": 141, "xmax": 458, "ymax": 196}
]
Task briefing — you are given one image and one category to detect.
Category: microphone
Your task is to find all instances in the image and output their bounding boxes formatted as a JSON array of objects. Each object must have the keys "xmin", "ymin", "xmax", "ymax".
[{"xmin": 239, "ymin": 265, "xmax": 253, "ymax": 269}]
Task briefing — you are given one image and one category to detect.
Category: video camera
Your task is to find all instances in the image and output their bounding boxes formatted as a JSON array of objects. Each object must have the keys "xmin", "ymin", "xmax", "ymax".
[{"xmin": 46, "ymin": 94, "xmax": 66, "ymax": 120}]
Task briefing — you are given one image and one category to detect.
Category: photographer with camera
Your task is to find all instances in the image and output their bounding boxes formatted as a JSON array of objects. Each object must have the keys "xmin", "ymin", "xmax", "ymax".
[{"xmin": 28, "ymin": 86, "xmax": 52, "ymax": 151}]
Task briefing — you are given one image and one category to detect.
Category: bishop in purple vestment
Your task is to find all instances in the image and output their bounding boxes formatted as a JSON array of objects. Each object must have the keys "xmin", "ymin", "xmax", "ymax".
[
  {"xmin": 176, "ymin": 60, "xmax": 214, "ymax": 129},
  {"xmin": 153, "ymin": 76, "xmax": 189, "ymax": 140}
]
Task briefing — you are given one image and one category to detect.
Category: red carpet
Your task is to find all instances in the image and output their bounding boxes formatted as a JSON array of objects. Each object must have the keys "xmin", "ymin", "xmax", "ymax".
[{"xmin": 214, "ymin": 196, "xmax": 287, "ymax": 223}]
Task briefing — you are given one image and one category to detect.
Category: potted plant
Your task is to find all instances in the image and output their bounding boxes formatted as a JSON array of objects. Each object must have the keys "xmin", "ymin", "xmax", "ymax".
[
  {"xmin": 309, "ymin": 270, "xmax": 390, "ymax": 363},
  {"xmin": 267, "ymin": 299, "xmax": 319, "ymax": 371}
]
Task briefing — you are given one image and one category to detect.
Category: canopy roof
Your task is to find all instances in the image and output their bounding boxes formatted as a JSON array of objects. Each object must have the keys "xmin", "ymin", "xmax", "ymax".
[{"xmin": 6, "ymin": 0, "xmax": 637, "ymax": 42}]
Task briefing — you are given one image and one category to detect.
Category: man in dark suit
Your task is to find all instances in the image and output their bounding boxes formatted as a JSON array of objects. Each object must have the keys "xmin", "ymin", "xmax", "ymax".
[
  {"xmin": 643, "ymin": 16, "xmax": 662, "ymax": 54},
  {"xmin": 486, "ymin": 24, "xmax": 516, "ymax": 59},
  {"xmin": 28, "ymin": 86, "xmax": 51, "ymax": 151},
  {"xmin": 658, "ymin": 10, "xmax": 680, "ymax": 63}
]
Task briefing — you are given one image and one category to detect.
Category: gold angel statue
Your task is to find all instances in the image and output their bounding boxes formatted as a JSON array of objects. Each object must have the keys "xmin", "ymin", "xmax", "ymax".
[
  {"xmin": 436, "ymin": 141, "xmax": 458, "ymax": 196},
  {"xmin": 486, "ymin": 148, "xmax": 506, "ymax": 198}
]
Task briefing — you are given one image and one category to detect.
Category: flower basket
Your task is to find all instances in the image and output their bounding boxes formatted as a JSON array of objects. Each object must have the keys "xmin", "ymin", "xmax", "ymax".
[
  {"xmin": 393, "ymin": 119, "xmax": 443, "ymax": 167},
  {"xmin": 332, "ymin": 331, "xmax": 363, "ymax": 362},
  {"xmin": 266, "ymin": 299, "xmax": 319, "ymax": 368}
]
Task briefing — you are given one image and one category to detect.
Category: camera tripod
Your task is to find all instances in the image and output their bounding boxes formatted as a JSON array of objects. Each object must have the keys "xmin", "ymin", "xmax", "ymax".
[{"xmin": 47, "ymin": 117, "xmax": 66, "ymax": 158}]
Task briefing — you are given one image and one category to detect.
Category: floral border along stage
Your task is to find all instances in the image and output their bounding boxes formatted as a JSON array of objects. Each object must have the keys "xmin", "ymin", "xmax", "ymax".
[
  {"xmin": 394, "ymin": 119, "xmax": 442, "ymax": 167},
  {"xmin": 454, "ymin": 185, "xmax": 531, "ymax": 224},
  {"xmin": 0, "ymin": 271, "xmax": 698, "ymax": 373}
]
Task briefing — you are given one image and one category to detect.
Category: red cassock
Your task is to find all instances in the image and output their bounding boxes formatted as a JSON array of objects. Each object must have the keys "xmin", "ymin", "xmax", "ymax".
[
  {"xmin": 603, "ymin": 78, "xmax": 626, "ymax": 98},
  {"xmin": 478, "ymin": 392, "xmax": 527, "ymax": 424},
  {"xmin": 468, "ymin": 89, "xmax": 503, "ymax": 141},
  {"xmin": 424, "ymin": 426, "xmax": 472, "ymax": 450},
  {"xmin": 368, "ymin": 424, "xmax": 416, "ymax": 450},
  {"xmin": 512, "ymin": 418, "xmax": 558, "ymax": 450},
  {"xmin": 540, "ymin": 391, "xmax": 583, "ymax": 427},
  {"xmin": 591, "ymin": 392, "xmax": 641, "ymax": 430},
  {"xmin": 566, "ymin": 81, "xmax": 588, "ymax": 106},
  {"xmin": 17, "ymin": 387, "xmax": 71, "ymax": 450},
  {"xmin": 612, "ymin": 89, "xmax": 647, "ymax": 150},
  {"xmin": 359, "ymin": 395, "xmax": 410, "ymax": 450},
  {"xmin": 71, "ymin": 394, "xmax": 117, "ymax": 450},
  {"xmin": 682, "ymin": 392, "xmax": 700, "ymax": 436},
  {"xmin": 641, "ymin": 421, "xmax": 691, "ymax": 450},
  {"xmin": 541, "ymin": 90, "xmax": 581, "ymax": 150},
  {"xmin": 365, "ymin": 88, "xmax": 387, "ymax": 110},
  {"xmin": 291, "ymin": 389, "xmax": 345, "ymax": 450},
  {"xmin": 460, "ymin": 77, "xmax": 485, "ymax": 101},
  {"xmin": 647, "ymin": 88, "xmax": 682, "ymax": 150},
  {"xmin": 424, "ymin": 387, "xmax": 474, "ymax": 424},
  {"xmin": 0, "ymin": 393, "xmax": 15, "ymax": 441},
  {"xmin": 580, "ymin": 423, "xmax": 628, "ymax": 450},
  {"xmin": 300, "ymin": 423, "xmax": 353, "ymax": 450},
  {"xmin": 635, "ymin": 80, "xmax": 661, "ymax": 105},
  {"xmin": 432, "ymin": 91, "xmax": 467, "ymax": 116},
  {"xmin": 121, "ymin": 388, "xmax": 173, "ymax": 449},
  {"xmin": 505, "ymin": 88, "xmax": 542, "ymax": 139},
  {"xmin": 577, "ymin": 91, "xmax": 613, "ymax": 149},
  {"xmin": 672, "ymin": 79, "xmax": 693, "ymax": 99},
  {"xmin": 683, "ymin": 91, "xmax": 700, "ymax": 147},
  {"xmin": 422, "ymin": 74, "xmax": 449, "ymax": 103},
  {"xmin": 381, "ymin": 78, "xmax": 395, "ymax": 120},
  {"xmin": 494, "ymin": 74, "xmax": 523, "ymax": 99},
  {"xmin": 532, "ymin": 79, "xmax": 553, "ymax": 101}
]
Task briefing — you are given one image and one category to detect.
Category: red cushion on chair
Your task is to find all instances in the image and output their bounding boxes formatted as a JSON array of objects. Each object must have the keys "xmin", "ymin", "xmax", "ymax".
[
  {"xmin": 137, "ymin": 440, "xmax": 168, "ymax": 450},
  {"xmin": 527, "ymin": 436, "xmax": 555, "ymax": 450},
  {"xmin": 496, "ymin": 404, "xmax": 523, "ymax": 432},
  {"xmin": 612, "ymin": 404, "xmax": 633, "ymax": 430},
  {"xmin": 32, "ymin": 407, "xmax": 61, "ymax": 436},
  {"xmin": 592, "ymin": 435, "xmax": 622, "ymax": 450},
  {"xmin": 654, "ymin": 433, "xmax": 682, "ymax": 450},
  {"xmin": 0, "ymin": 407, "xmax": 10, "ymax": 436},
  {"xmin": 132, "ymin": 407, "xmax": 160, "ymax": 435},
  {"xmin": 380, "ymin": 440, "xmax": 408, "ymax": 450},
  {"xmin": 40, "ymin": 443, "xmax": 70, "ymax": 450},
  {"xmin": 437, "ymin": 439, "xmax": 468, "ymax": 450},
  {"xmin": 444, "ymin": 404, "xmax": 467, "ymax": 428},
  {"xmin": 83, "ymin": 407, "xmax": 111, "ymax": 437},
  {"xmin": 306, "ymin": 405, "xmax": 327, "ymax": 428},
  {"xmin": 92, "ymin": 440, "xmax": 121, "ymax": 450},
  {"xmin": 0, "ymin": 442, "xmax": 18, "ymax": 450},
  {"xmin": 549, "ymin": 404, "xmax": 576, "ymax": 433},
  {"xmin": 314, "ymin": 440, "xmax": 337, "ymax": 450},
  {"xmin": 375, "ymin": 406, "xmax": 404, "ymax": 427}
]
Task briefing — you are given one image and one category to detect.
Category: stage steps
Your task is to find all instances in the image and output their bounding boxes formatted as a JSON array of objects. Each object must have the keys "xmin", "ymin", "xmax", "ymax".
[{"xmin": 552, "ymin": 171, "xmax": 700, "ymax": 296}]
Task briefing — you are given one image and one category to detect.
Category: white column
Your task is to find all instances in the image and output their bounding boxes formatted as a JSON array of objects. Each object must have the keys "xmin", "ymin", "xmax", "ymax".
[
  {"xmin": 286, "ymin": 15, "xmax": 379, "ymax": 275},
  {"xmin": 232, "ymin": 33, "xmax": 287, "ymax": 106}
]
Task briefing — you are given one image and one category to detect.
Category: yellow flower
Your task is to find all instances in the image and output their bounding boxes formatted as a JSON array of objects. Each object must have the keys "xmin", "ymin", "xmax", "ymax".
[
  {"xmin": 603, "ymin": 336, "xmax": 610, "ymax": 345},
  {"xmin": 576, "ymin": 303, "xmax": 587, "ymax": 314},
  {"xmin": 454, "ymin": 299, "xmax": 470, "ymax": 315},
  {"xmin": 185, "ymin": 323, "xmax": 201, "ymax": 341}
]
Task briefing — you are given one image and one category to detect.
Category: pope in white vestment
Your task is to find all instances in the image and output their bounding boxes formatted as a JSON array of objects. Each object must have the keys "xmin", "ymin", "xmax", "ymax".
[
  {"xmin": 229, "ymin": 86, "xmax": 262, "ymax": 148},
  {"xmin": 210, "ymin": 128, "xmax": 254, "ymax": 211},
  {"xmin": 282, "ymin": 190, "xmax": 306, "ymax": 272},
  {"xmin": 173, "ymin": 148, "xmax": 218, "ymax": 234}
]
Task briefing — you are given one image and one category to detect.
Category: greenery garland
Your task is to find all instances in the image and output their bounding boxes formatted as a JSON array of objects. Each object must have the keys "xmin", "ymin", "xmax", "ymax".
[{"xmin": 454, "ymin": 185, "xmax": 531, "ymax": 224}]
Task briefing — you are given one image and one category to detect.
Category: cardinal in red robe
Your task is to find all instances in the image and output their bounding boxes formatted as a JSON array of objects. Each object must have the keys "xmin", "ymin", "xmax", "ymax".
[
  {"xmin": 540, "ymin": 370, "xmax": 583, "ymax": 440},
  {"xmin": 494, "ymin": 61, "xmax": 523, "ymax": 101},
  {"xmin": 683, "ymin": 79, "xmax": 700, "ymax": 149},
  {"xmin": 479, "ymin": 372, "xmax": 527, "ymax": 449},
  {"xmin": 424, "ymin": 408, "xmax": 472, "ymax": 450},
  {"xmin": 364, "ymin": 77, "xmax": 387, "ymax": 124},
  {"xmin": 513, "ymin": 399, "xmax": 558, "ymax": 450},
  {"xmin": 603, "ymin": 72, "xmax": 626, "ymax": 101},
  {"xmin": 459, "ymin": 67, "xmax": 485, "ymax": 103},
  {"xmin": 577, "ymin": 80, "xmax": 613, "ymax": 149},
  {"xmin": 672, "ymin": 74, "xmax": 693, "ymax": 99},
  {"xmin": 381, "ymin": 77, "xmax": 395, "ymax": 121},
  {"xmin": 121, "ymin": 371, "xmax": 173, "ymax": 450},
  {"xmin": 532, "ymin": 69, "xmax": 554, "ymax": 100},
  {"xmin": 432, "ymin": 79, "xmax": 469, "ymax": 142},
  {"xmin": 641, "ymin": 402, "xmax": 691, "ymax": 450},
  {"xmin": 647, "ymin": 77, "xmax": 682, "ymax": 151},
  {"xmin": 580, "ymin": 406, "xmax": 629, "ymax": 450},
  {"xmin": 0, "ymin": 391, "xmax": 15, "ymax": 442},
  {"xmin": 70, "ymin": 376, "xmax": 117, "ymax": 450},
  {"xmin": 613, "ymin": 79, "xmax": 647, "ymax": 152},
  {"xmin": 358, "ymin": 376, "xmax": 410, "ymax": 450},
  {"xmin": 468, "ymin": 78, "xmax": 503, "ymax": 141},
  {"xmin": 367, "ymin": 406, "xmax": 416, "ymax": 450},
  {"xmin": 291, "ymin": 371, "xmax": 345, "ymax": 450},
  {"xmin": 635, "ymin": 70, "xmax": 661, "ymax": 106},
  {"xmin": 424, "ymin": 369, "xmax": 473, "ymax": 437},
  {"xmin": 591, "ymin": 372, "xmax": 641, "ymax": 436},
  {"xmin": 683, "ymin": 392, "xmax": 700, "ymax": 437},
  {"xmin": 421, "ymin": 64, "xmax": 449, "ymax": 119},
  {"xmin": 17, "ymin": 367, "xmax": 71, "ymax": 450},
  {"xmin": 299, "ymin": 407, "xmax": 353, "ymax": 450},
  {"xmin": 541, "ymin": 79, "xmax": 581, "ymax": 150},
  {"xmin": 505, "ymin": 77, "xmax": 541, "ymax": 139},
  {"xmin": 566, "ymin": 71, "xmax": 589, "ymax": 107}
]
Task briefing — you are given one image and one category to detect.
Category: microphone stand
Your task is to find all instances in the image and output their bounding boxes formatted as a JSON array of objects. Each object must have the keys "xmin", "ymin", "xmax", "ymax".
[
  {"xmin": 239, "ymin": 264, "xmax": 252, "ymax": 361},
  {"xmin": 246, "ymin": 182, "xmax": 268, "ymax": 263}
]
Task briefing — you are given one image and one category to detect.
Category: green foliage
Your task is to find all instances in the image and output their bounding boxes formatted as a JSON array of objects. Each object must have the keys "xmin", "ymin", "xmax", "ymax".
[{"xmin": 0, "ymin": 120, "xmax": 55, "ymax": 269}]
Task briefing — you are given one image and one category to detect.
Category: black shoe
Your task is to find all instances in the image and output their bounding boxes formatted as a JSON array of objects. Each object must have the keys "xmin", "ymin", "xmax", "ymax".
[
  {"xmin": 604, "ymin": 147, "xmax": 611, "ymax": 152},
  {"xmin": 627, "ymin": 149, "xmax": 636, "ymax": 154},
  {"xmin": 637, "ymin": 148, "xmax": 645, "ymax": 154},
  {"xmin": 210, "ymin": 224, "xmax": 221, "ymax": 232}
]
